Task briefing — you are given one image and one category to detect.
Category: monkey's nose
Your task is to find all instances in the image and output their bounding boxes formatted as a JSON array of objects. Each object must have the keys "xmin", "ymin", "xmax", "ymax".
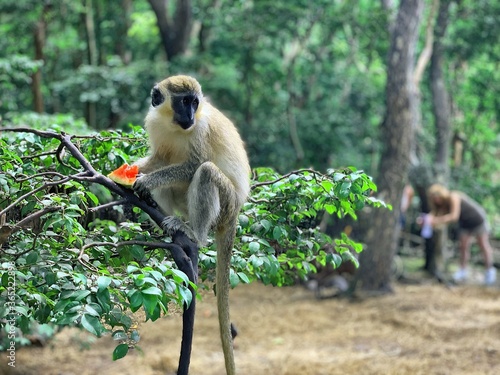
[{"xmin": 177, "ymin": 119, "xmax": 194, "ymax": 130}]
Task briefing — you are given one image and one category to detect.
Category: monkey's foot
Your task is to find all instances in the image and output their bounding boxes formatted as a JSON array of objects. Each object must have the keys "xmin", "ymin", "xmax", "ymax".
[{"xmin": 162, "ymin": 216, "xmax": 198, "ymax": 244}]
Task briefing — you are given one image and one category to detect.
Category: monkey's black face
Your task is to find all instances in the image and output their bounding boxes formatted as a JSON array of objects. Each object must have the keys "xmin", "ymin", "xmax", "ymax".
[{"xmin": 171, "ymin": 94, "xmax": 199, "ymax": 130}]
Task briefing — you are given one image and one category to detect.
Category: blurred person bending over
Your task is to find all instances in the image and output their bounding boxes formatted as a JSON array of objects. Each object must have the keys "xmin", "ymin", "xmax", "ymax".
[{"xmin": 426, "ymin": 184, "xmax": 496, "ymax": 285}]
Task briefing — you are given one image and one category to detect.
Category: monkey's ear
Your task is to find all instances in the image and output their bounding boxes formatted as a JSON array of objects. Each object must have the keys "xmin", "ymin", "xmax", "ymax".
[{"xmin": 151, "ymin": 86, "xmax": 165, "ymax": 107}]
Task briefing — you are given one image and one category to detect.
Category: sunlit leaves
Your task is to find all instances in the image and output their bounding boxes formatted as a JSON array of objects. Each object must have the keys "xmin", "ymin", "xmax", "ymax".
[
  {"xmin": 112, "ymin": 343, "xmax": 129, "ymax": 361},
  {"xmin": 0, "ymin": 127, "xmax": 385, "ymax": 358},
  {"xmin": 226, "ymin": 166, "xmax": 384, "ymax": 286}
]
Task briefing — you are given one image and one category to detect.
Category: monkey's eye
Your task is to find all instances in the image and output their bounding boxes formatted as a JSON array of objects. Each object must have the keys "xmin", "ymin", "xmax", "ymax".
[
  {"xmin": 182, "ymin": 96, "xmax": 199, "ymax": 110},
  {"xmin": 151, "ymin": 87, "xmax": 164, "ymax": 107}
]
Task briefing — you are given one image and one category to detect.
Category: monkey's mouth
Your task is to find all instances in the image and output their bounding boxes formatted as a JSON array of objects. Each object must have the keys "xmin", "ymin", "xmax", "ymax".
[{"xmin": 174, "ymin": 119, "xmax": 194, "ymax": 130}]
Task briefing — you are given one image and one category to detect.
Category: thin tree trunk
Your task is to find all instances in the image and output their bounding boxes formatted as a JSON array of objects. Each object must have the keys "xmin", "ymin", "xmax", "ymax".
[
  {"xmin": 431, "ymin": 0, "xmax": 452, "ymax": 182},
  {"xmin": 83, "ymin": 0, "xmax": 97, "ymax": 128},
  {"xmin": 423, "ymin": 0, "xmax": 452, "ymax": 274},
  {"xmin": 116, "ymin": 0, "xmax": 132, "ymax": 64},
  {"xmin": 32, "ymin": 5, "xmax": 49, "ymax": 113},
  {"xmin": 84, "ymin": 0, "xmax": 98, "ymax": 66},
  {"xmin": 148, "ymin": 0, "xmax": 193, "ymax": 61},
  {"xmin": 354, "ymin": 0, "xmax": 424, "ymax": 294}
]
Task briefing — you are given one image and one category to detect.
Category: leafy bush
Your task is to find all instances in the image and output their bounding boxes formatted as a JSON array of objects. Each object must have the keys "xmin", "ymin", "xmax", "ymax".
[
  {"xmin": 0, "ymin": 124, "xmax": 385, "ymax": 357},
  {"xmin": 0, "ymin": 55, "xmax": 43, "ymax": 115}
]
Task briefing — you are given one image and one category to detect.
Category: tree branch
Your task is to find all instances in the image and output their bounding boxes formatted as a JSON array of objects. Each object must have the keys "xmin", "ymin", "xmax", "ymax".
[
  {"xmin": 0, "ymin": 207, "xmax": 60, "ymax": 246},
  {"xmin": 89, "ymin": 199, "xmax": 128, "ymax": 213},
  {"xmin": 2, "ymin": 127, "xmax": 194, "ymax": 271},
  {"xmin": 0, "ymin": 176, "xmax": 72, "ymax": 218},
  {"xmin": 77, "ymin": 240, "xmax": 183, "ymax": 270},
  {"xmin": 413, "ymin": 0, "xmax": 439, "ymax": 86},
  {"xmin": 251, "ymin": 168, "xmax": 322, "ymax": 189}
]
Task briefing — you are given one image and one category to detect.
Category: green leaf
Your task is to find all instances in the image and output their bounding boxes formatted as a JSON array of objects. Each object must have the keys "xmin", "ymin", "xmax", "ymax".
[
  {"xmin": 170, "ymin": 269, "xmax": 189, "ymax": 284},
  {"xmin": 96, "ymin": 288, "xmax": 111, "ymax": 312},
  {"xmin": 128, "ymin": 290, "xmax": 143, "ymax": 311},
  {"xmin": 81, "ymin": 314, "xmax": 104, "ymax": 337},
  {"xmin": 44, "ymin": 272, "xmax": 57, "ymax": 286},
  {"xmin": 342, "ymin": 251, "xmax": 360, "ymax": 268},
  {"xmin": 248, "ymin": 242, "xmax": 260, "ymax": 253},
  {"xmin": 333, "ymin": 172, "xmax": 346, "ymax": 181},
  {"xmin": 112, "ymin": 330, "xmax": 128, "ymax": 341},
  {"xmin": 57, "ymin": 313, "xmax": 79, "ymax": 325},
  {"xmin": 272, "ymin": 226, "xmax": 283, "ymax": 240},
  {"xmin": 97, "ymin": 276, "xmax": 112, "ymax": 291},
  {"xmin": 127, "ymin": 265, "xmax": 140, "ymax": 274},
  {"xmin": 60, "ymin": 289, "xmax": 91, "ymax": 301},
  {"xmin": 249, "ymin": 254, "xmax": 264, "ymax": 268},
  {"xmin": 229, "ymin": 269, "xmax": 239, "ymax": 288},
  {"xmin": 324, "ymin": 204, "xmax": 337, "ymax": 215},
  {"xmin": 86, "ymin": 191, "xmax": 99, "ymax": 206},
  {"xmin": 321, "ymin": 180, "xmax": 334, "ymax": 191},
  {"xmin": 26, "ymin": 252, "xmax": 38, "ymax": 265},
  {"xmin": 141, "ymin": 293, "xmax": 158, "ymax": 316},
  {"xmin": 260, "ymin": 219, "xmax": 272, "ymax": 232},
  {"xmin": 238, "ymin": 214, "xmax": 250, "ymax": 228},
  {"xmin": 130, "ymin": 330, "xmax": 140, "ymax": 343},
  {"xmin": 112, "ymin": 343, "xmax": 129, "ymax": 361},
  {"xmin": 141, "ymin": 286, "xmax": 162, "ymax": 296},
  {"xmin": 177, "ymin": 286, "xmax": 193, "ymax": 308},
  {"xmin": 130, "ymin": 245, "xmax": 145, "ymax": 260},
  {"xmin": 237, "ymin": 272, "xmax": 250, "ymax": 284},
  {"xmin": 327, "ymin": 253, "xmax": 343, "ymax": 269},
  {"xmin": 84, "ymin": 304, "xmax": 101, "ymax": 317}
]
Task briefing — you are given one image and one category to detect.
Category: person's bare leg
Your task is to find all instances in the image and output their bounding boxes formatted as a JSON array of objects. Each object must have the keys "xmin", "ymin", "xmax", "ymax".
[
  {"xmin": 453, "ymin": 233, "xmax": 472, "ymax": 282},
  {"xmin": 476, "ymin": 231, "xmax": 496, "ymax": 285},
  {"xmin": 458, "ymin": 233, "xmax": 472, "ymax": 269},
  {"xmin": 476, "ymin": 232, "xmax": 494, "ymax": 269}
]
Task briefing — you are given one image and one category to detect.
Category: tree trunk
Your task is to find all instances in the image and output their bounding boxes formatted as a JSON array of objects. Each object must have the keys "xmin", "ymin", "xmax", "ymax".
[
  {"xmin": 355, "ymin": 0, "xmax": 423, "ymax": 293},
  {"xmin": 422, "ymin": 0, "xmax": 452, "ymax": 275},
  {"xmin": 117, "ymin": 0, "xmax": 132, "ymax": 64},
  {"xmin": 32, "ymin": 4, "xmax": 49, "ymax": 113},
  {"xmin": 380, "ymin": 0, "xmax": 397, "ymax": 33},
  {"xmin": 148, "ymin": 0, "xmax": 193, "ymax": 61},
  {"xmin": 84, "ymin": 0, "xmax": 98, "ymax": 66},
  {"xmin": 431, "ymin": 0, "xmax": 452, "ymax": 182},
  {"xmin": 83, "ymin": 0, "xmax": 97, "ymax": 128}
]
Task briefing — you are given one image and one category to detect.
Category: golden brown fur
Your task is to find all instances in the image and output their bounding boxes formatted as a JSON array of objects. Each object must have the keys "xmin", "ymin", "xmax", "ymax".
[{"xmin": 133, "ymin": 75, "xmax": 250, "ymax": 375}]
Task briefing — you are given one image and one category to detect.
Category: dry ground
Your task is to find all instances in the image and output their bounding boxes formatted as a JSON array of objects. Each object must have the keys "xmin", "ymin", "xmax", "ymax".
[{"xmin": 2, "ymin": 267, "xmax": 500, "ymax": 375}]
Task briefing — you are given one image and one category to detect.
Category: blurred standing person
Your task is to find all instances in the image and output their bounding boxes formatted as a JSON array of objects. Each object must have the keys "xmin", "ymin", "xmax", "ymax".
[
  {"xmin": 426, "ymin": 184, "xmax": 496, "ymax": 285},
  {"xmin": 399, "ymin": 184, "xmax": 414, "ymax": 230}
]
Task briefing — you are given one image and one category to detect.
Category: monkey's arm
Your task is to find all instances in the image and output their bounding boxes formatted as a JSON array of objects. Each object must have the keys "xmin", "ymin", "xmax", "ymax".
[
  {"xmin": 133, "ymin": 161, "xmax": 198, "ymax": 196},
  {"xmin": 133, "ymin": 156, "xmax": 163, "ymax": 174}
]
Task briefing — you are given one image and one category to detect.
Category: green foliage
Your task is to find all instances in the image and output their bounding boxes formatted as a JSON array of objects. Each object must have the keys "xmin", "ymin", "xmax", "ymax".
[
  {"xmin": 0, "ymin": 126, "xmax": 384, "ymax": 357},
  {"xmin": 50, "ymin": 61, "xmax": 162, "ymax": 130},
  {"xmin": 9, "ymin": 112, "xmax": 90, "ymax": 134},
  {"xmin": 0, "ymin": 55, "xmax": 43, "ymax": 114},
  {"xmin": 221, "ymin": 167, "xmax": 383, "ymax": 286},
  {"xmin": 1, "ymin": 0, "xmax": 496, "ymax": 207}
]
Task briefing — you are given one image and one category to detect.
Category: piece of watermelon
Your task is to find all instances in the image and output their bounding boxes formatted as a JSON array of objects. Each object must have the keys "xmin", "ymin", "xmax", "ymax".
[{"xmin": 107, "ymin": 163, "xmax": 139, "ymax": 187}]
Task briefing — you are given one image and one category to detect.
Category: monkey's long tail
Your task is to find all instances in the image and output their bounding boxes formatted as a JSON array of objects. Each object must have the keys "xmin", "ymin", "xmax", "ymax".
[
  {"xmin": 216, "ymin": 221, "xmax": 237, "ymax": 375},
  {"xmin": 169, "ymin": 231, "xmax": 199, "ymax": 375},
  {"xmin": 178, "ymin": 286, "xmax": 196, "ymax": 375}
]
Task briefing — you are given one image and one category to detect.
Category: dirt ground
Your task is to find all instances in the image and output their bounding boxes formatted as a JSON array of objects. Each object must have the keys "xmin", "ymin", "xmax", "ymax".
[{"xmin": 3, "ymin": 263, "xmax": 500, "ymax": 375}]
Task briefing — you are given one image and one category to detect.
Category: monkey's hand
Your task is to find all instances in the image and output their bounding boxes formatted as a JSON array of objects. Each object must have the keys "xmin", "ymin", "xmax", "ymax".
[
  {"xmin": 133, "ymin": 175, "xmax": 158, "ymax": 208},
  {"xmin": 162, "ymin": 216, "xmax": 199, "ymax": 245}
]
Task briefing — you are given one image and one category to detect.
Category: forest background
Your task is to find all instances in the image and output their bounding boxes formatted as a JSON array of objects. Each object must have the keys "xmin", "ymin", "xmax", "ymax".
[
  {"xmin": 1, "ymin": 0, "xmax": 497, "ymax": 185},
  {"xmin": 0, "ymin": 0, "xmax": 499, "ymax": 360}
]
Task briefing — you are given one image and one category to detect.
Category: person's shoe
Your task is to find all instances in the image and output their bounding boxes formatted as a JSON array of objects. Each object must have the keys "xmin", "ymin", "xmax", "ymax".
[
  {"xmin": 484, "ymin": 267, "xmax": 497, "ymax": 286},
  {"xmin": 453, "ymin": 268, "xmax": 468, "ymax": 283}
]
